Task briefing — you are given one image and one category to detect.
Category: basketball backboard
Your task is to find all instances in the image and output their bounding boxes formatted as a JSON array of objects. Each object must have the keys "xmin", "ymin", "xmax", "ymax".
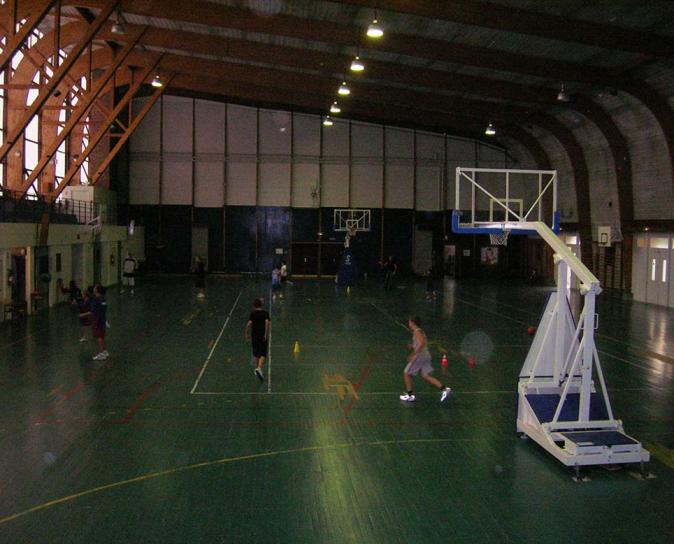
[{"xmin": 452, "ymin": 167, "xmax": 559, "ymax": 236}]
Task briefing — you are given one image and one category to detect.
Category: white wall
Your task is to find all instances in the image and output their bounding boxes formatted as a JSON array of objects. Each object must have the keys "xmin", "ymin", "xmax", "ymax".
[
  {"xmin": 128, "ymin": 97, "xmax": 509, "ymax": 210},
  {"xmin": 0, "ymin": 223, "xmax": 144, "ymax": 321}
]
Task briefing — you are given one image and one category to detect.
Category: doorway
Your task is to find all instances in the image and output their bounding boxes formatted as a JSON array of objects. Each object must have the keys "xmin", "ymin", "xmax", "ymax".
[{"xmin": 291, "ymin": 243, "xmax": 318, "ymax": 276}]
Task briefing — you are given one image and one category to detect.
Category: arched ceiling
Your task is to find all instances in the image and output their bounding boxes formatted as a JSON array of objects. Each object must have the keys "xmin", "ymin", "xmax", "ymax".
[{"xmin": 2, "ymin": 0, "xmax": 674, "ymax": 235}]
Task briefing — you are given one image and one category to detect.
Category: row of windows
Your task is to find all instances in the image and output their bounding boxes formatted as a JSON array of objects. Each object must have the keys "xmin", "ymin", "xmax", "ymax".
[{"xmin": 0, "ymin": 23, "xmax": 90, "ymax": 198}]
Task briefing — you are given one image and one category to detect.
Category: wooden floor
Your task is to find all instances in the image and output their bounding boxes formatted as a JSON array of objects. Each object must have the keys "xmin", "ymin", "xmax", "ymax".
[{"xmin": 1, "ymin": 276, "xmax": 673, "ymax": 543}]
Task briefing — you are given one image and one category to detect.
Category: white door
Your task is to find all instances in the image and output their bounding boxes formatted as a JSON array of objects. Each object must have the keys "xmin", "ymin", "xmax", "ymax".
[{"xmin": 646, "ymin": 247, "xmax": 669, "ymax": 306}]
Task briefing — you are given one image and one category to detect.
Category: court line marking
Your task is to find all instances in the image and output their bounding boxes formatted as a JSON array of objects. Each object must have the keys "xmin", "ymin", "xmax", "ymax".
[
  {"xmin": 0, "ymin": 436, "xmax": 500, "ymax": 526},
  {"xmin": 369, "ymin": 302, "xmax": 409, "ymax": 331},
  {"xmin": 189, "ymin": 290, "xmax": 243, "ymax": 395},
  {"xmin": 267, "ymin": 289, "xmax": 272, "ymax": 394},
  {"xmin": 190, "ymin": 387, "xmax": 652, "ymax": 397}
]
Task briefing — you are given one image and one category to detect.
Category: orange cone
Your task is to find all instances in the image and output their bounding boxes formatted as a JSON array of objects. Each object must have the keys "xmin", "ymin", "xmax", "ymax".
[
  {"xmin": 441, "ymin": 354, "xmax": 448, "ymax": 368},
  {"xmin": 469, "ymin": 354, "xmax": 476, "ymax": 368}
]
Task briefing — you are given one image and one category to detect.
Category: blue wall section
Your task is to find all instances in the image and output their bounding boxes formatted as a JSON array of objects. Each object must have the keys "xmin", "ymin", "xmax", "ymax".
[
  {"xmin": 226, "ymin": 206, "xmax": 257, "ymax": 272},
  {"xmin": 258, "ymin": 207, "xmax": 291, "ymax": 271},
  {"xmin": 193, "ymin": 207, "xmax": 224, "ymax": 271},
  {"xmin": 383, "ymin": 209, "xmax": 414, "ymax": 275},
  {"xmin": 159, "ymin": 206, "xmax": 192, "ymax": 273}
]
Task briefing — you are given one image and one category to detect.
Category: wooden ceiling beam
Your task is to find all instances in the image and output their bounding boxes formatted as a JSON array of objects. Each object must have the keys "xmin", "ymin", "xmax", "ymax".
[{"xmin": 53, "ymin": 0, "xmax": 623, "ymax": 86}]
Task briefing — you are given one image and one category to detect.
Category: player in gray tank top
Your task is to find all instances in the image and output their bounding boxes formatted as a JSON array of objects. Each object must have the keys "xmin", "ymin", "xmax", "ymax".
[{"xmin": 400, "ymin": 316, "xmax": 452, "ymax": 403}]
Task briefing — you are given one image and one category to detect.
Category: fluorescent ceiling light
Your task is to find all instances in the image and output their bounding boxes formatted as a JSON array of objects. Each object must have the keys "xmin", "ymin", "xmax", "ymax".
[
  {"xmin": 350, "ymin": 56, "xmax": 365, "ymax": 72},
  {"xmin": 366, "ymin": 18, "xmax": 383, "ymax": 38}
]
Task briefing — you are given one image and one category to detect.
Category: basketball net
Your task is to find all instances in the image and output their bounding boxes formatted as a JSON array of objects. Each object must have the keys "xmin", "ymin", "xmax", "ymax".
[{"xmin": 489, "ymin": 230, "xmax": 509, "ymax": 246}]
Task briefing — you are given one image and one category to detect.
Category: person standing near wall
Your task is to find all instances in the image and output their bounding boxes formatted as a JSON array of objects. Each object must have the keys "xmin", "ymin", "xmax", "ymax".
[
  {"xmin": 383, "ymin": 255, "xmax": 397, "ymax": 290},
  {"xmin": 91, "ymin": 285, "xmax": 109, "ymax": 360},
  {"xmin": 193, "ymin": 256, "xmax": 206, "ymax": 299},
  {"xmin": 121, "ymin": 252, "xmax": 137, "ymax": 294}
]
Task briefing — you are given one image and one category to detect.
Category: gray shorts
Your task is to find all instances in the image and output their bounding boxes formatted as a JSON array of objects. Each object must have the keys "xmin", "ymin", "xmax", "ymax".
[{"xmin": 404, "ymin": 352, "xmax": 433, "ymax": 376}]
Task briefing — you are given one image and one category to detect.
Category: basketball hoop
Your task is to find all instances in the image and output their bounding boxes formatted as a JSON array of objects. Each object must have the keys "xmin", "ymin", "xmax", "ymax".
[{"xmin": 489, "ymin": 230, "xmax": 509, "ymax": 246}]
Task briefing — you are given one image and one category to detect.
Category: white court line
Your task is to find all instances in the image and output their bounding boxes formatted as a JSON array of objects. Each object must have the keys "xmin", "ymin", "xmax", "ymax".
[
  {"xmin": 189, "ymin": 290, "xmax": 243, "ymax": 394},
  {"xmin": 267, "ymin": 289, "xmax": 272, "ymax": 394},
  {"xmin": 192, "ymin": 387, "xmax": 653, "ymax": 397},
  {"xmin": 598, "ymin": 349, "xmax": 664, "ymax": 376},
  {"xmin": 369, "ymin": 302, "xmax": 408, "ymax": 331}
]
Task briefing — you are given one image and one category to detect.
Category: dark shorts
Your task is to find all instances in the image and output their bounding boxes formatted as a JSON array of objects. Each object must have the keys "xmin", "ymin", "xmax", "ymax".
[
  {"xmin": 92, "ymin": 323, "xmax": 106, "ymax": 339},
  {"xmin": 252, "ymin": 339, "xmax": 268, "ymax": 358}
]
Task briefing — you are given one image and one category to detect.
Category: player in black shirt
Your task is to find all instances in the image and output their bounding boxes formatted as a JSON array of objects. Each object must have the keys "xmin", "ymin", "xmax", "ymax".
[{"xmin": 244, "ymin": 298, "xmax": 270, "ymax": 381}]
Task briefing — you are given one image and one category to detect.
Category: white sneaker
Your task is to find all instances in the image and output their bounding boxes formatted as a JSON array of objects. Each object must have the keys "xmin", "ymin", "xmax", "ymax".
[
  {"xmin": 197, "ymin": 293, "xmax": 205, "ymax": 299},
  {"xmin": 103, "ymin": 350, "xmax": 110, "ymax": 357},
  {"xmin": 399, "ymin": 393, "xmax": 416, "ymax": 402},
  {"xmin": 79, "ymin": 336, "xmax": 87, "ymax": 343},
  {"xmin": 440, "ymin": 387, "xmax": 452, "ymax": 403},
  {"xmin": 93, "ymin": 352, "xmax": 107, "ymax": 361}
]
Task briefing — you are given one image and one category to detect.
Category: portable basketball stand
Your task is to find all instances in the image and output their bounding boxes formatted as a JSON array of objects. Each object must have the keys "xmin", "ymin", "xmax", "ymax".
[{"xmin": 452, "ymin": 167, "xmax": 650, "ymax": 476}]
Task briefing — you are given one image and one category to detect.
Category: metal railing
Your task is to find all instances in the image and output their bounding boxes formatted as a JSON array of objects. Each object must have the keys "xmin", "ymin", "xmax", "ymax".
[{"xmin": 0, "ymin": 193, "xmax": 100, "ymax": 225}]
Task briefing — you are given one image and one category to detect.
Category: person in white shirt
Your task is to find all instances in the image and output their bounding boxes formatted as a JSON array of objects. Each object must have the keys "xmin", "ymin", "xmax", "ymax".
[
  {"xmin": 121, "ymin": 252, "xmax": 137, "ymax": 294},
  {"xmin": 280, "ymin": 261, "xmax": 288, "ymax": 283}
]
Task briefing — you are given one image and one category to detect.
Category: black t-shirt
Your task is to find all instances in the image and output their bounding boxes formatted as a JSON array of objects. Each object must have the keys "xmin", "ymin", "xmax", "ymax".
[{"xmin": 249, "ymin": 309, "xmax": 270, "ymax": 341}]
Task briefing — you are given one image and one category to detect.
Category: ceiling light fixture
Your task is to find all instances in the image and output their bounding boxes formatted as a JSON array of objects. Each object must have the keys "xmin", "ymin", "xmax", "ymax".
[
  {"xmin": 151, "ymin": 74, "xmax": 163, "ymax": 88},
  {"xmin": 111, "ymin": 9, "xmax": 125, "ymax": 35},
  {"xmin": 323, "ymin": 116, "xmax": 334, "ymax": 127},
  {"xmin": 366, "ymin": 11, "xmax": 384, "ymax": 38},
  {"xmin": 350, "ymin": 55, "xmax": 365, "ymax": 72},
  {"xmin": 338, "ymin": 81, "xmax": 350, "ymax": 96},
  {"xmin": 485, "ymin": 121, "xmax": 496, "ymax": 136},
  {"xmin": 557, "ymin": 83, "xmax": 570, "ymax": 103},
  {"xmin": 330, "ymin": 101, "xmax": 341, "ymax": 114}
]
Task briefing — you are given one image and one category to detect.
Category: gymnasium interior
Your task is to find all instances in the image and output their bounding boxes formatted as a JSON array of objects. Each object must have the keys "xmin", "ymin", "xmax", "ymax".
[{"xmin": 0, "ymin": 1, "xmax": 673, "ymax": 542}]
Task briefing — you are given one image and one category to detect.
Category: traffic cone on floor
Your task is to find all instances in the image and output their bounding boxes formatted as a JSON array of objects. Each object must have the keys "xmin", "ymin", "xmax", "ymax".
[
  {"xmin": 293, "ymin": 341, "xmax": 301, "ymax": 354},
  {"xmin": 441, "ymin": 354, "xmax": 448, "ymax": 368},
  {"xmin": 469, "ymin": 354, "xmax": 476, "ymax": 368}
]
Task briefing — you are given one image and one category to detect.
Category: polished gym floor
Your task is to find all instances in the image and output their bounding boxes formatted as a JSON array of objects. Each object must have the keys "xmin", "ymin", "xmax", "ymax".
[{"xmin": 1, "ymin": 276, "xmax": 672, "ymax": 543}]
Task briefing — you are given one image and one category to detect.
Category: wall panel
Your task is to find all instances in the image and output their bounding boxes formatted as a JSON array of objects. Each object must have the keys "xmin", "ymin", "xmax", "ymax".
[
  {"xmin": 227, "ymin": 105, "xmax": 257, "ymax": 156},
  {"xmin": 351, "ymin": 164, "xmax": 383, "ymax": 208},
  {"xmin": 321, "ymin": 164, "xmax": 349, "ymax": 207},
  {"xmin": 129, "ymin": 161, "xmax": 159, "ymax": 204},
  {"xmin": 259, "ymin": 162, "xmax": 291, "ymax": 206},
  {"xmin": 161, "ymin": 161, "xmax": 192, "ymax": 205},
  {"xmin": 227, "ymin": 162, "xmax": 256, "ymax": 205},
  {"xmin": 322, "ymin": 119, "xmax": 349, "ymax": 157},
  {"xmin": 195, "ymin": 162, "xmax": 225, "ymax": 207},
  {"xmin": 259, "ymin": 109, "xmax": 291, "ymax": 155},
  {"xmin": 385, "ymin": 164, "xmax": 414, "ymax": 209},
  {"xmin": 352, "ymin": 123, "xmax": 383, "ymax": 158},
  {"xmin": 293, "ymin": 113, "xmax": 320, "ymax": 156},
  {"xmin": 386, "ymin": 127, "xmax": 414, "ymax": 158},
  {"xmin": 130, "ymin": 97, "xmax": 160, "ymax": 153},
  {"xmin": 292, "ymin": 162, "xmax": 319, "ymax": 208},
  {"xmin": 195, "ymin": 100, "xmax": 226, "ymax": 154},
  {"xmin": 162, "ymin": 96, "xmax": 193, "ymax": 154}
]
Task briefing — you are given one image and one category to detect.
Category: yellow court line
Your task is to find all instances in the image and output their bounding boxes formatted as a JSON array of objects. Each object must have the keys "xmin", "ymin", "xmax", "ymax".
[
  {"xmin": 0, "ymin": 437, "xmax": 468, "ymax": 526},
  {"xmin": 644, "ymin": 441, "xmax": 674, "ymax": 470}
]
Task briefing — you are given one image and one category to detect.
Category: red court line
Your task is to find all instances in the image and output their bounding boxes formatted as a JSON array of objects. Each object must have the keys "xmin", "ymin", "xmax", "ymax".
[
  {"xmin": 120, "ymin": 382, "xmax": 161, "ymax": 424},
  {"xmin": 342, "ymin": 352, "xmax": 376, "ymax": 420},
  {"xmin": 34, "ymin": 363, "xmax": 111, "ymax": 424},
  {"xmin": 119, "ymin": 365, "xmax": 203, "ymax": 424}
]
